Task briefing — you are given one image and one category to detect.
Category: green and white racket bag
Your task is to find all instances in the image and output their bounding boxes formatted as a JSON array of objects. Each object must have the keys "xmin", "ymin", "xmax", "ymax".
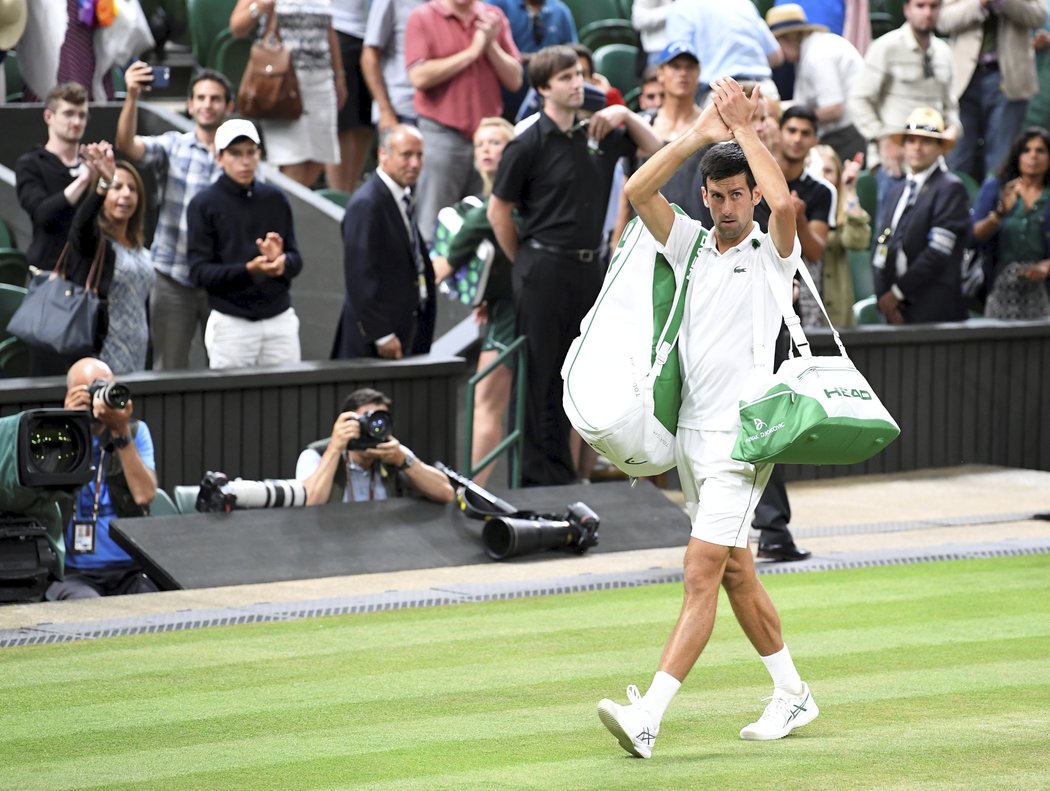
[
  {"xmin": 562, "ymin": 209, "xmax": 704, "ymax": 477},
  {"xmin": 732, "ymin": 255, "xmax": 901, "ymax": 465}
]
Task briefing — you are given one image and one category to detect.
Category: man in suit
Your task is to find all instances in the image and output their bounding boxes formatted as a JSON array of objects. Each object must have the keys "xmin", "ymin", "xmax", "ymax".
[
  {"xmin": 874, "ymin": 107, "xmax": 969, "ymax": 324},
  {"xmin": 332, "ymin": 124, "xmax": 436, "ymax": 359}
]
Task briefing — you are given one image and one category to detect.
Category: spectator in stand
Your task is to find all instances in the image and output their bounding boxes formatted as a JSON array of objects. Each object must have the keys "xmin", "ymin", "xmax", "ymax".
[
  {"xmin": 777, "ymin": 105, "xmax": 835, "ymax": 328},
  {"xmin": 327, "ymin": 0, "xmax": 375, "ymax": 192},
  {"xmin": 767, "ymin": 3, "xmax": 866, "ymax": 163},
  {"xmin": 632, "ymin": 0, "xmax": 677, "ymax": 67},
  {"xmin": 572, "ymin": 43, "xmax": 626, "ymax": 107},
  {"xmin": 873, "ymin": 107, "xmax": 968, "ymax": 324},
  {"xmin": 117, "ymin": 66, "xmax": 234, "ymax": 371},
  {"xmin": 638, "ymin": 66, "xmax": 665, "ymax": 110},
  {"xmin": 230, "ymin": 0, "xmax": 346, "ymax": 188},
  {"xmin": 937, "ymin": 0, "xmax": 1047, "ymax": 181},
  {"xmin": 969, "ymin": 126, "xmax": 1050, "ymax": 318},
  {"xmin": 45, "ymin": 357, "xmax": 158, "ymax": 600},
  {"xmin": 332, "ymin": 125, "xmax": 436, "ymax": 360},
  {"xmin": 665, "ymin": 0, "xmax": 783, "ymax": 103},
  {"xmin": 15, "ymin": 81, "xmax": 97, "ymax": 376},
  {"xmin": 485, "ymin": 0, "xmax": 578, "ymax": 119},
  {"xmin": 430, "ymin": 117, "xmax": 516, "ymax": 486},
  {"xmin": 68, "ymin": 145, "xmax": 154, "ymax": 374},
  {"xmin": 815, "ymin": 144, "xmax": 871, "ymax": 327},
  {"xmin": 774, "ymin": 0, "xmax": 846, "ymax": 34},
  {"xmin": 405, "ymin": 0, "xmax": 522, "ymax": 244},
  {"xmin": 361, "ymin": 0, "xmax": 425, "ymax": 132},
  {"xmin": 849, "ymin": 0, "xmax": 960, "ymax": 215},
  {"xmin": 487, "ymin": 45, "xmax": 661, "ymax": 486},
  {"xmin": 188, "ymin": 120, "xmax": 304, "ymax": 368}
]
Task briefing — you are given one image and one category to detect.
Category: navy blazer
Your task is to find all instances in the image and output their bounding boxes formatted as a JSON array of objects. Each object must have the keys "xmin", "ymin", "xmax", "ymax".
[
  {"xmin": 330, "ymin": 173, "xmax": 436, "ymax": 359},
  {"xmin": 875, "ymin": 166, "xmax": 968, "ymax": 323}
]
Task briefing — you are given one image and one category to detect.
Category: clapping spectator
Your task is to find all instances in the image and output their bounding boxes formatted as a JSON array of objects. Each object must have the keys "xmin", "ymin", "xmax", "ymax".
[
  {"xmin": 69, "ymin": 144, "xmax": 155, "ymax": 374},
  {"xmin": 969, "ymin": 126, "xmax": 1050, "ymax": 318},
  {"xmin": 230, "ymin": 0, "xmax": 345, "ymax": 188}
]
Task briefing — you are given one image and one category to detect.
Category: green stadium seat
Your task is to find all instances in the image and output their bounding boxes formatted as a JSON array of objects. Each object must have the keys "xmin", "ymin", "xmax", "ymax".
[
  {"xmin": 4, "ymin": 50, "xmax": 23, "ymax": 102},
  {"xmin": 316, "ymin": 188, "xmax": 351, "ymax": 208},
  {"xmin": 151, "ymin": 488, "xmax": 180, "ymax": 516},
  {"xmin": 0, "ymin": 217, "xmax": 16, "ymax": 249},
  {"xmin": 951, "ymin": 169, "xmax": 980, "ymax": 204},
  {"xmin": 174, "ymin": 485, "xmax": 201, "ymax": 513},
  {"xmin": 848, "ymin": 248, "xmax": 876, "ymax": 302},
  {"xmin": 855, "ymin": 170, "xmax": 879, "ymax": 224},
  {"xmin": 187, "ymin": 0, "xmax": 238, "ymax": 68},
  {"xmin": 566, "ymin": 0, "xmax": 628, "ymax": 28},
  {"xmin": 210, "ymin": 27, "xmax": 252, "ymax": 85},
  {"xmin": 853, "ymin": 295, "xmax": 886, "ymax": 325},
  {"xmin": 0, "ymin": 336, "xmax": 29, "ymax": 378},
  {"xmin": 0, "ymin": 248, "xmax": 28, "ymax": 288},
  {"xmin": 593, "ymin": 43, "xmax": 641, "ymax": 98},
  {"xmin": 580, "ymin": 20, "xmax": 640, "ymax": 51},
  {"xmin": 0, "ymin": 283, "xmax": 27, "ymax": 343}
]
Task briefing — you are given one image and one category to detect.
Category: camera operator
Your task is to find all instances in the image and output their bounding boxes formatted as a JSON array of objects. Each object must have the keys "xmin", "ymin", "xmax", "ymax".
[
  {"xmin": 45, "ymin": 357, "xmax": 159, "ymax": 600},
  {"xmin": 296, "ymin": 388, "xmax": 454, "ymax": 506}
]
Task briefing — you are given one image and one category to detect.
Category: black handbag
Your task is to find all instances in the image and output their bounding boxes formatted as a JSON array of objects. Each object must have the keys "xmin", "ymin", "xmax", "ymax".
[{"xmin": 6, "ymin": 241, "xmax": 105, "ymax": 357}]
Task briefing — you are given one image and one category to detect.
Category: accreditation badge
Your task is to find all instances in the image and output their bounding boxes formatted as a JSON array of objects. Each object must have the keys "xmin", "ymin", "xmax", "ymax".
[{"xmin": 72, "ymin": 520, "xmax": 96, "ymax": 554}]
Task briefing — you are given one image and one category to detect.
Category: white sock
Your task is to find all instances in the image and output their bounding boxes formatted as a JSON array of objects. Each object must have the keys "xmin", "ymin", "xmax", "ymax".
[
  {"xmin": 641, "ymin": 671, "xmax": 681, "ymax": 724},
  {"xmin": 761, "ymin": 645, "xmax": 804, "ymax": 695}
]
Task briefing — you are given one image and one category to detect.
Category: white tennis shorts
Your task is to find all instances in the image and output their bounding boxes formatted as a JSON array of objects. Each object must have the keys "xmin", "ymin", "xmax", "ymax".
[{"xmin": 675, "ymin": 427, "xmax": 773, "ymax": 548}]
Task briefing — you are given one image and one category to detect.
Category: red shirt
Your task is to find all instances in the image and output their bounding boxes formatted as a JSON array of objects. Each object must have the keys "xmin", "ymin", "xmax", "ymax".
[{"xmin": 404, "ymin": 0, "xmax": 520, "ymax": 138}]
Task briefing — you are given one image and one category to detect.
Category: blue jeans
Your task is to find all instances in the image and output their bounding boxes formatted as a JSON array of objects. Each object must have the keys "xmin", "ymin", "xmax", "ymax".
[{"xmin": 948, "ymin": 66, "xmax": 1028, "ymax": 180}]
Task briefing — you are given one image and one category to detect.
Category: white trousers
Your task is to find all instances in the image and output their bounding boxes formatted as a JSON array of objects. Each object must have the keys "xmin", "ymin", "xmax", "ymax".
[{"xmin": 205, "ymin": 308, "xmax": 301, "ymax": 369}]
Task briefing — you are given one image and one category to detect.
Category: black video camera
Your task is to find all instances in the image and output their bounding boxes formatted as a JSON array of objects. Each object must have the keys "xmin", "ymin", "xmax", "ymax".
[
  {"xmin": 348, "ymin": 409, "xmax": 393, "ymax": 450},
  {"xmin": 88, "ymin": 378, "xmax": 131, "ymax": 409}
]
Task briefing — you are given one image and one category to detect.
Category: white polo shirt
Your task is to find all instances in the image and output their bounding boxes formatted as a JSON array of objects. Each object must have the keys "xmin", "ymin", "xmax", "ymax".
[{"xmin": 659, "ymin": 212, "xmax": 799, "ymax": 432}]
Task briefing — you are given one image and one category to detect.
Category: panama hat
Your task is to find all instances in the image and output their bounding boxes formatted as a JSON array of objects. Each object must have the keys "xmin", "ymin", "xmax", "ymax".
[
  {"xmin": 765, "ymin": 3, "xmax": 828, "ymax": 36},
  {"xmin": 0, "ymin": 0, "xmax": 27, "ymax": 51},
  {"xmin": 888, "ymin": 107, "xmax": 956, "ymax": 151}
]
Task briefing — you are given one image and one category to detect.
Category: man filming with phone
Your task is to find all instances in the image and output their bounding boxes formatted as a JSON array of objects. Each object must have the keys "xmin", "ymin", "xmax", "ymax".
[
  {"xmin": 45, "ymin": 357, "xmax": 158, "ymax": 600},
  {"xmin": 295, "ymin": 388, "xmax": 455, "ymax": 505}
]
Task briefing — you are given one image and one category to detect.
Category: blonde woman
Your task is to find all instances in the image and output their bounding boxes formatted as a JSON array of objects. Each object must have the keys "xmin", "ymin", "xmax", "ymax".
[
  {"xmin": 430, "ymin": 117, "xmax": 515, "ymax": 486},
  {"xmin": 815, "ymin": 145, "xmax": 870, "ymax": 326}
]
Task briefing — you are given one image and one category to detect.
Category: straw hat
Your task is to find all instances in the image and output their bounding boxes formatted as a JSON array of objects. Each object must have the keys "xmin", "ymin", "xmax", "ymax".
[
  {"xmin": 0, "ymin": 0, "xmax": 27, "ymax": 51},
  {"xmin": 765, "ymin": 3, "xmax": 828, "ymax": 36},
  {"xmin": 887, "ymin": 107, "xmax": 957, "ymax": 151}
]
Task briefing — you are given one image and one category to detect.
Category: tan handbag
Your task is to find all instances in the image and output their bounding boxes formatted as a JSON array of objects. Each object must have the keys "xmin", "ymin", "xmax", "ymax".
[{"xmin": 237, "ymin": 10, "xmax": 304, "ymax": 121}]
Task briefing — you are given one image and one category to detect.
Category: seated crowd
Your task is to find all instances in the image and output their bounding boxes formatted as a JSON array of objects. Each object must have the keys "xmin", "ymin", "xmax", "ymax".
[{"xmin": 4, "ymin": 0, "xmax": 1050, "ymax": 599}]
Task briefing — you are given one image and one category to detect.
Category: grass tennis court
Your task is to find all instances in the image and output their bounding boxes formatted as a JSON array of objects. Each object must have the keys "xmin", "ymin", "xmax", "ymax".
[{"xmin": 3, "ymin": 554, "xmax": 1049, "ymax": 790}]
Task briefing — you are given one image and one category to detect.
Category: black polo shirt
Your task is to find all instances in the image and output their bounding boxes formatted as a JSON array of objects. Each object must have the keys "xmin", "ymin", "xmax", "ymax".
[{"xmin": 492, "ymin": 111, "xmax": 636, "ymax": 250}]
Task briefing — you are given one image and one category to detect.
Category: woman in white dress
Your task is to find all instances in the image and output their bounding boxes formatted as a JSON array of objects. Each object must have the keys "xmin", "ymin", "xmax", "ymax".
[{"xmin": 230, "ymin": 0, "xmax": 347, "ymax": 187}]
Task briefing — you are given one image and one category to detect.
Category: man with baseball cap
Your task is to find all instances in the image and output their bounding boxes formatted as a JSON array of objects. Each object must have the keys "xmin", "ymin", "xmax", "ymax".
[
  {"xmin": 873, "ymin": 107, "xmax": 968, "ymax": 324},
  {"xmin": 186, "ymin": 119, "xmax": 305, "ymax": 368}
]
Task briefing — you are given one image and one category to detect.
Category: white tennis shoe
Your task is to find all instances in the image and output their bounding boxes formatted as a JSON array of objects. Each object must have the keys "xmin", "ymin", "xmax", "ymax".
[
  {"xmin": 598, "ymin": 684, "xmax": 659, "ymax": 758},
  {"xmin": 739, "ymin": 682, "xmax": 819, "ymax": 740}
]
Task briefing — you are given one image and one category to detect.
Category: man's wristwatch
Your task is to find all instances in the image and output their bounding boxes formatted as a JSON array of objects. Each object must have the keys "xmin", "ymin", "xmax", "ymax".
[
  {"xmin": 397, "ymin": 450, "xmax": 416, "ymax": 471},
  {"xmin": 111, "ymin": 434, "xmax": 132, "ymax": 450}
]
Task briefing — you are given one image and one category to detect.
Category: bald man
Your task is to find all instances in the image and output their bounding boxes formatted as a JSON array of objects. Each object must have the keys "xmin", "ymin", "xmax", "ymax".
[{"xmin": 45, "ymin": 357, "xmax": 158, "ymax": 600}]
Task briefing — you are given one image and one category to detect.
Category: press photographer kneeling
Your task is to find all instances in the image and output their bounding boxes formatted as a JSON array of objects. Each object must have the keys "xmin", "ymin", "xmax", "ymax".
[
  {"xmin": 197, "ymin": 388, "xmax": 454, "ymax": 510},
  {"xmin": 45, "ymin": 358, "xmax": 159, "ymax": 600}
]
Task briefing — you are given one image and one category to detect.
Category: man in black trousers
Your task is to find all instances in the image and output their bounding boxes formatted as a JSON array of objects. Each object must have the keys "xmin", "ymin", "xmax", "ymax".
[{"xmin": 487, "ymin": 44, "xmax": 660, "ymax": 486}]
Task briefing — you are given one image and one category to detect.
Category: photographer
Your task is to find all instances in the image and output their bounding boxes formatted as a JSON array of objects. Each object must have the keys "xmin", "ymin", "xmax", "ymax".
[
  {"xmin": 45, "ymin": 358, "xmax": 158, "ymax": 600},
  {"xmin": 296, "ymin": 388, "xmax": 454, "ymax": 506}
]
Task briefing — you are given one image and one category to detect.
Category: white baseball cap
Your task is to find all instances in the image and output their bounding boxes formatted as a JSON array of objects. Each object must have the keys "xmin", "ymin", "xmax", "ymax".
[{"xmin": 214, "ymin": 118, "xmax": 261, "ymax": 152}]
